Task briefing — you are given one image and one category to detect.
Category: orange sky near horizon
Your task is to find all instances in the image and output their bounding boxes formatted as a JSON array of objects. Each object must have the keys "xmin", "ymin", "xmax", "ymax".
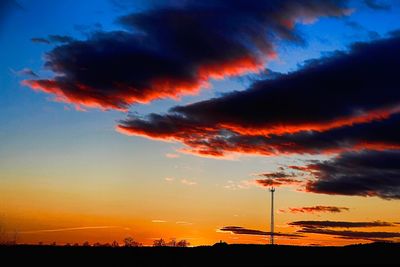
[{"xmin": 1, "ymin": 164, "xmax": 399, "ymax": 246}]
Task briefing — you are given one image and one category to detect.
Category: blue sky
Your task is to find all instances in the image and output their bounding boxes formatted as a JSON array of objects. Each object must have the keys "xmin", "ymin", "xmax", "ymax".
[{"xmin": 2, "ymin": 0, "xmax": 399, "ymax": 164}]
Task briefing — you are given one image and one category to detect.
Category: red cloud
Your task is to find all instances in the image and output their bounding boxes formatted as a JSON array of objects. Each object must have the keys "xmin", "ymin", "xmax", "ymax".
[
  {"xmin": 24, "ymin": 1, "xmax": 348, "ymax": 110},
  {"xmin": 116, "ymin": 36, "xmax": 400, "ymax": 158}
]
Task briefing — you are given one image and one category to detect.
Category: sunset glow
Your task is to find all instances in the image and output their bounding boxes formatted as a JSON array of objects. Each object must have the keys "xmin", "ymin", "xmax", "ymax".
[{"xmin": 1, "ymin": 0, "xmax": 400, "ymax": 248}]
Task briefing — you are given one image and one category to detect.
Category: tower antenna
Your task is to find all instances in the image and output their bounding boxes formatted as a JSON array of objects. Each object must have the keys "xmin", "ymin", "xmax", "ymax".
[{"xmin": 269, "ymin": 187, "xmax": 275, "ymax": 245}]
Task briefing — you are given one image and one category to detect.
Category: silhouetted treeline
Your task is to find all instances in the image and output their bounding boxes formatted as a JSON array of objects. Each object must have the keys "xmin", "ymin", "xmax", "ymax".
[
  {"xmin": 26, "ymin": 237, "xmax": 190, "ymax": 248},
  {"xmin": 0, "ymin": 242, "xmax": 399, "ymax": 266}
]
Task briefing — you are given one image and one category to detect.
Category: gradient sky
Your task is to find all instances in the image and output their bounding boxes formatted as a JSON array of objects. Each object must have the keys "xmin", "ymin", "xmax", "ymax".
[{"xmin": 1, "ymin": 0, "xmax": 400, "ymax": 246}]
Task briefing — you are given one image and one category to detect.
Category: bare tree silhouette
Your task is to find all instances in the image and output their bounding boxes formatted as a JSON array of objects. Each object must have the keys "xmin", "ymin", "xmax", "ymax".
[
  {"xmin": 167, "ymin": 238, "xmax": 176, "ymax": 247},
  {"xmin": 123, "ymin": 237, "xmax": 141, "ymax": 247},
  {"xmin": 153, "ymin": 238, "xmax": 166, "ymax": 247},
  {"xmin": 176, "ymin": 240, "xmax": 190, "ymax": 247}
]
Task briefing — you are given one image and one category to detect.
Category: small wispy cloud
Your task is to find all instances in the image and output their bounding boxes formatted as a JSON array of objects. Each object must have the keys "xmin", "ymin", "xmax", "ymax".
[
  {"xmin": 166, "ymin": 153, "xmax": 180, "ymax": 159},
  {"xmin": 223, "ymin": 180, "xmax": 253, "ymax": 190},
  {"xmin": 10, "ymin": 67, "xmax": 38, "ymax": 77},
  {"xmin": 176, "ymin": 221, "xmax": 193, "ymax": 225},
  {"xmin": 151, "ymin": 220, "xmax": 167, "ymax": 223},
  {"xmin": 165, "ymin": 177, "xmax": 175, "ymax": 182},
  {"xmin": 30, "ymin": 37, "xmax": 50, "ymax": 44},
  {"xmin": 181, "ymin": 179, "xmax": 197, "ymax": 186}
]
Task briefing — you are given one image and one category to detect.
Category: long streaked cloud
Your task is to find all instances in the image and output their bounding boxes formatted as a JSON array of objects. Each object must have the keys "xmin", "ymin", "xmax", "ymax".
[
  {"xmin": 289, "ymin": 220, "xmax": 395, "ymax": 228},
  {"xmin": 290, "ymin": 220, "xmax": 400, "ymax": 241},
  {"xmin": 118, "ymin": 35, "xmax": 400, "ymax": 157},
  {"xmin": 255, "ymin": 177, "xmax": 304, "ymax": 188},
  {"xmin": 285, "ymin": 206, "xmax": 349, "ymax": 214},
  {"xmin": 298, "ymin": 228, "xmax": 400, "ymax": 240},
  {"xmin": 19, "ymin": 226, "xmax": 120, "ymax": 234},
  {"xmin": 219, "ymin": 226, "xmax": 302, "ymax": 237},
  {"xmin": 24, "ymin": 0, "xmax": 350, "ymax": 110}
]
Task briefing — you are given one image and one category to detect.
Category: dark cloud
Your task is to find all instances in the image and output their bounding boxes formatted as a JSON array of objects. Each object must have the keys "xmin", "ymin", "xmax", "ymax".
[
  {"xmin": 363, "ymin": 0, "xmax": 391, "ymax": 10},
  {"xmin": 24, "ymin": 0, "xmax": 349, "ymax": 110},
  {"xmin": 286, "ymin": 206, "xmax": 349, "ymax": 214},
  {"xmin": 256, "ymin": 177, "xmax": 303, "ymax": 188},
  {"xmin": 257, "ymin": 172, "xmax": 294, "ymax": 179},
  {"xmin": 298, "ymin": 228, "xmax": 400, "ymax": 240},
  {"xmin": 290, "ymin": 220, "xmax": 400, "ymax": 241},
  {"xmin": 289, "ymin": 220, "xmax": 395, "ymax": 228},
  {"xmin": 118, "ymin": 36, "xmax": 400, "ymax": 157},
  {"xmin": 389, "ymin": 29, "xmax": 400, "ymax": 37},
  {"xmin": 31, "ymin": 35, "xmax": 74, "ymax": 45},
  {"xmin": 187, "ymin": 112, "xmax": 400, "ymax": 157},
  {"xmin": 254, "ymin": 171, "xmax": 304, "ymax": 187},
  {"xmin": 220, "ymin": 226, "xmax": 302, "ymax": 237},
  {"xmin": 305, "ymin": 150, "xmax": 400, "ymax": 199}
]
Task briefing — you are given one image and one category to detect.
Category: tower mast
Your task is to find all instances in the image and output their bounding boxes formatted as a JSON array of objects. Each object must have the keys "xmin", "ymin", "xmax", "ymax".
[{"xmin": 270, "ymin": 187, "xmax": 275, "ymax": 245}]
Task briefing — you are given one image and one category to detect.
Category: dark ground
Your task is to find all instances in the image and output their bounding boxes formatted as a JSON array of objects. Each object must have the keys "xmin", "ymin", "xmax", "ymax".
[{"xmin": 1, "ymin": 242, "xmax": 399, "ymax": 266}]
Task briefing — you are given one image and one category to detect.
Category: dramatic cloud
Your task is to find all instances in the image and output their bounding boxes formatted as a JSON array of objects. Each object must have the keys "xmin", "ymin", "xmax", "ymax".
[
  {"xmin": 286, "ymin": 206, "xmax": 349, "ymax": 214},
  {"xmin": 118, "ymin": 35, "xmax": 400, "ymax": 157},
  {"xmin": 305, "ymin": 150, "xmax": 400, "ymax": 199},
  {"xmin": 289, "ymin": 220, "xmax": 395, "ymax": 228},
  {"xmin": 220, "ymin": 226, "xmax": 301, "ymax": 237},
  {"xmin": 24, "ymin": 0, "xmax": 350, "ymax": 110}
]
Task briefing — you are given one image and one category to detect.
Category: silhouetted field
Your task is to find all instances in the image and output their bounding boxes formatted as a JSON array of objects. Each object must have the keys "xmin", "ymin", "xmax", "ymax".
[{"xmin": 1, "ymin": 242, "xmax": 399, "ymax": 266}]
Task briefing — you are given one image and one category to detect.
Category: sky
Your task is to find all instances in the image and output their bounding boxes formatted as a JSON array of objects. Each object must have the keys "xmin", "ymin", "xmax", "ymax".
[{"xmin": 1, "ymin": 0, "xmax": 400, "ymax": 246}]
